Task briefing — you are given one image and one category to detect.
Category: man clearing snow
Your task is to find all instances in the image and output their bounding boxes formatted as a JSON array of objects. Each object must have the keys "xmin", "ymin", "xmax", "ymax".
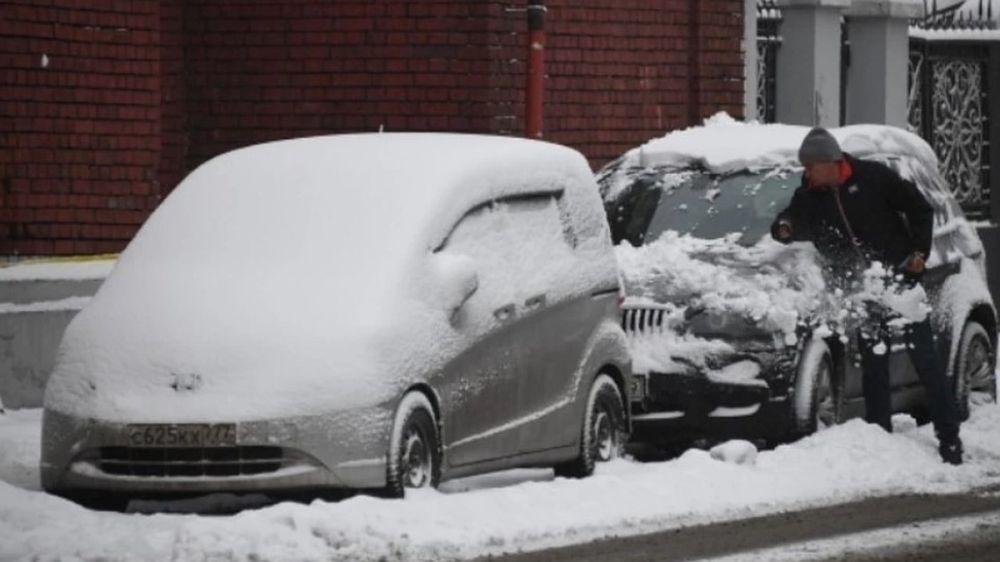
[{"xmin": 771, "ymin": 127, "xmax": 963, "ymax": 465}]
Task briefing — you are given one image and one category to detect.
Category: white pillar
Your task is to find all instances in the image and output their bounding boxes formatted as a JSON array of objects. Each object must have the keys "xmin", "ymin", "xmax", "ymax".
[
  {"xmin": 744, "ymin": 0, "xmax": 759, "ymax": 121},
  {"xmin": 776, "ymin": 0, "xmax": 850, "ymax": 127},
  {"xmin": 845, "ymin": 0, "xmax": 924, "ymax": 126}
]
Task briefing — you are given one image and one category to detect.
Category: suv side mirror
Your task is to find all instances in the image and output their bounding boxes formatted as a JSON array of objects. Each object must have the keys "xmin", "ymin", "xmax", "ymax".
[{"xmin": 431, "ymin": 252, "xmax": 479, "ymax": 321}]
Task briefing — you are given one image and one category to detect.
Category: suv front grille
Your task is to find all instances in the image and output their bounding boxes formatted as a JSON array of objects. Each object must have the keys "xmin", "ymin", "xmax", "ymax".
[
  {"xmin": 93, "ymin": 446, "xmax": 288, "ymax": 477},
  {"xmin": 622, "ymin": 306, "xmax": 668, "ymax": 335}
]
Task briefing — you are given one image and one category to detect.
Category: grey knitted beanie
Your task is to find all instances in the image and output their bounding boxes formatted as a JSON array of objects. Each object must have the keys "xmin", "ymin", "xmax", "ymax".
[{"xmin": 798, "ymin": 127, "xmax": 843, "ymax": 165}]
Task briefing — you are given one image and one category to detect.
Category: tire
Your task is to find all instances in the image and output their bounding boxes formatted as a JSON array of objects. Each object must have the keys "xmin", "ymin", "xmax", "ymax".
[
  {"xmin": 953, "ymin": 321, "xmax": 996, "ymax": 422},
  {"xmin": 555, "ymin": 374, "xmax": 627, "ymax": 479},
  {"xmin": 791, "ymin": 338, "xmax": 839, "ymax": 437},
  {"xmin": 385, "ymin": 392, "xmax": 441, "ymax": 498}
]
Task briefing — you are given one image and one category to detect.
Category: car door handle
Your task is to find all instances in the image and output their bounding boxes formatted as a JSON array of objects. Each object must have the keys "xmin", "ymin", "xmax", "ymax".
[
  {"xmin": 494, "ymin": 303, "xmax": 516, "ymax": 322},
  {"xmin": 524, "ymin": 294, "xmax": 546, "ymax": 309}
]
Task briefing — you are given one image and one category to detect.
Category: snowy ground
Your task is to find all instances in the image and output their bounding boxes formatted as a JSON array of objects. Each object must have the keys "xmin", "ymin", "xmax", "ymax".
[{"xmin": 2, "ymin": 406, "xmax": 1000, "ymax": 562}]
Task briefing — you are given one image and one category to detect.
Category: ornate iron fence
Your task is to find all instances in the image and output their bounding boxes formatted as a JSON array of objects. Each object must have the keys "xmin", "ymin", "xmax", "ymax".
[
  {"xmin": 757, "ymin": 0, "xmax": 781, "ymax": 123},
  {"xmin": 908, "ymin": 42, "xmax": 993, "ymax": 217},
  {"xmin": 909, "ymin": 0, "xmax": 997, "ymax": 217},
  {"xmin": 919, "ymin": 0, "xmax": 996, "ymax": 30}
]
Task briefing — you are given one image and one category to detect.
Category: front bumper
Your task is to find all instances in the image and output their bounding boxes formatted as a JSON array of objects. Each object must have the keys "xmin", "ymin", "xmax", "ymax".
[
  {"xmin": 629, "ymin": 350, "xmax": 798, "ymax": 444},
  {"xmin": 40, "ymin": 408, "xmax": 392, "ymax": 495}
]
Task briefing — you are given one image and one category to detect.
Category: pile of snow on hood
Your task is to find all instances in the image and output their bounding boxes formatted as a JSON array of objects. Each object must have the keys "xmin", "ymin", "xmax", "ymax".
[{"xmin": 618, "ymin": 233, "xmax": 941, "ymax": 374}]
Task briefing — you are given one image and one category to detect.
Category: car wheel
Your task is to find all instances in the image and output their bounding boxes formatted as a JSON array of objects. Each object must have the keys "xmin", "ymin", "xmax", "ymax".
[
  {"xmin": 555, "ymin": 374, "xmax": 626, "ymax": 479},
  {"xmin": 953, "ymin": 321, "xmax": 996, "ymax": 421},
  {"xmin": 791, "ymin": 338, "xmax": 839, "ymax": 437},
  {"xmin": 386, "ymin": 392, "xmax": 441, "ymax": 498}
]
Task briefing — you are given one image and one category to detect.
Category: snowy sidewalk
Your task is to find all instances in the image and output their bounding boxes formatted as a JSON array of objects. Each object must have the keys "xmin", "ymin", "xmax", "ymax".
[{"xmin": 2, "ymin": 406, "xmax": 1000, "ymax": 562}]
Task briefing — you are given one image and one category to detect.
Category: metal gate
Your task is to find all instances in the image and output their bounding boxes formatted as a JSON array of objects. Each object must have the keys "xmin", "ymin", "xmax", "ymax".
[{"xmin": 908, "ymin": 2, "xmax": 997, "ymax": 217}]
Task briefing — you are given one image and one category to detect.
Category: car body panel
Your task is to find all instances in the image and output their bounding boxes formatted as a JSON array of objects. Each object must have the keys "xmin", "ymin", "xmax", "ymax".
[{"xmin": 41, "ymin": 133, "xmax": 632, "ymax": 497}]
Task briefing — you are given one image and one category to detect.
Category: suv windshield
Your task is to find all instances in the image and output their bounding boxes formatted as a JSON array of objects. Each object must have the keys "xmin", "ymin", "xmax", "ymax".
[{"xmin": 605, "ymin": 168, "xmax": 802, "ymax": 246}]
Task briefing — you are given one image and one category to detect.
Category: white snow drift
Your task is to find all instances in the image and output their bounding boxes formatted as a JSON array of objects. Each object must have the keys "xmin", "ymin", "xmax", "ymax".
[{"xmin": 2, "ymin": 404, "xmax": 1000, "ymax": 561}]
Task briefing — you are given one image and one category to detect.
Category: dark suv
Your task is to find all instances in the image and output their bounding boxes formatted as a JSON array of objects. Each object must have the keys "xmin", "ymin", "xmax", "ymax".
[{"xmin": 598, "ymin": 123, "xmax": 997, "ymax": 446}]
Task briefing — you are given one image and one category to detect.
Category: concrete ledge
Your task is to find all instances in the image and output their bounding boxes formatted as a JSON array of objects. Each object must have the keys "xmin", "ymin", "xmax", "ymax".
[
  {"xmin": 777, "ymin": 0, "xmax": 851, "ymax": 8},
  {"xmin": 0, "ymin": 309, "xmax": 81, "ymax": 409},
  {"xmin": 846, "ymin": 0, "xmax": 925, "ymax": 18},
  {"xmin": 0, "ymin": 256, "xmax": 112, "ymax": 409},
  {"xmin": 2, "ymin": 278, "xmax": 104, "ymax": 305}
]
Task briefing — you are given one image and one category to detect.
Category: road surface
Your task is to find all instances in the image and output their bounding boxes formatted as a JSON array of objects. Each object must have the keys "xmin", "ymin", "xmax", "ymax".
[{"xmin": 490, "ymin": 487, "xmax": 1000, "ymax": 561}]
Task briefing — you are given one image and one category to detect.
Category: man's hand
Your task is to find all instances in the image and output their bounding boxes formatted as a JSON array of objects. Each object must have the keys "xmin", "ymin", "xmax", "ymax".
[
  {"xmin": 904, "ymin": 251, "xmax": 926, "ymax": 275},
  {"xmin": 776, "ymin": 222, "xmax": 793, "ymax": 241}
]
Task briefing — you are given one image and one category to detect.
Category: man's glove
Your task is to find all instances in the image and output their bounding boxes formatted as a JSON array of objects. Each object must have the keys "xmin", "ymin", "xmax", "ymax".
[
  {"xmin": 775, "ymin": 219, "xmax": 793, "ymax": 241},
  {"xmin": 901, "ymin": 251, "xmax": 926, "ymax": 277}
]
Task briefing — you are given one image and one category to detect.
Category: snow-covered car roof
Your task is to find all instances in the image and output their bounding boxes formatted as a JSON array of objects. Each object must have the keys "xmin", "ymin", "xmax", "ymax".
[
  {"xmin": 153, "ymin": 132, "xmax": 593, "ymax": 254},
  {"xmin": 629, "ymin": 113, "xmax": 939, "ymax": 174}
]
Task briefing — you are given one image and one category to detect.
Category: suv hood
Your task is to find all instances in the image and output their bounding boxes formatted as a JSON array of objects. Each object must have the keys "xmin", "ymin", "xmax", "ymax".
[
  {"xmin": 618, "ymin": 232, "xmax": 827, "ymax": 340},
  {"xmin": 617, "ymin": 233, "xmax": 833, "ymax": 375}
]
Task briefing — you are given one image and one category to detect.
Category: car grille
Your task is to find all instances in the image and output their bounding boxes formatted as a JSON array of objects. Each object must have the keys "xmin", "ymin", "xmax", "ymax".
[
  {"xmin": 92, "ymin": 446, "xmax": 288, "ymax": 477},
  {"xmin": 621, "ymin": 306, "xmax": 668, "ymax": 335}
]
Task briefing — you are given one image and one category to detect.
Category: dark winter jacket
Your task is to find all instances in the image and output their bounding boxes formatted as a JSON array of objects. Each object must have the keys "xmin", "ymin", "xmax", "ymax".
[{"xmin": 770, "ymin": 153, "xmax": 933, "ymax": 276}]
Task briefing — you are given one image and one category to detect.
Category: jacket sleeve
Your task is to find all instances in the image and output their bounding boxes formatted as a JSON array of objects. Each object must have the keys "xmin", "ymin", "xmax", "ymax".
[
  {"xmin": 884, "ymin": 166, "xmax": 933, "ymax": 258},
  {"xmin": 770, "ymin": 187, "xmax": 812, "ymax": 244}
]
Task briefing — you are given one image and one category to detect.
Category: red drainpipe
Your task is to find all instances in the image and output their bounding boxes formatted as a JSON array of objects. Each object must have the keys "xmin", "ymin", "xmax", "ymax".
[{"xmin": 525, "ymin": 0, "xmax": 546, "ymax": 139}]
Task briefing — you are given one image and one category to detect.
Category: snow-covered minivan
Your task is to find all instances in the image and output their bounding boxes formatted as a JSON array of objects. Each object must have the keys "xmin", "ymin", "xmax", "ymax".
[
  {"xmin": 598, "ymin": 115, "xmax": 996, "ymax": 447},
  {"xmin": 41, "ymin": 134, "xmax": 631, "ymax": 507}
]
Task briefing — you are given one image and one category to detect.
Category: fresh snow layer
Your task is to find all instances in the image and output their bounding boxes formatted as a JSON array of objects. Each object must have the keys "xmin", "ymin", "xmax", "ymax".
[
  {"xmin": 616, "ymin": 233, "xmax": 828, "ymax": 374},
  {"xmin": 618, "ymin": 231, "xmax": 978, "ymax": 377},
  {"xmin": 0, "ymin": 296, "xmax": 91, "ymax": 315},
  {"xmin": 3, "ymin": 404, "xmax": 1000, "ymax": 561},
  {"xmin": 0, "ymin": 258, "xmax": 116, "ymax": 282},
  {"xmin": 629, "ymin": 112, "xmax": 938, "ymax": 175},
  {"xmin": 42, "ymin": 133, "xmax": 618, "ymax": 422}
]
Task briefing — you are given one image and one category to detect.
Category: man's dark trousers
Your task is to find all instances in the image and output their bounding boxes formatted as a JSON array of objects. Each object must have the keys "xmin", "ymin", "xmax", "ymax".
[{"xmin": 859, "ymin": 316, "xmax": 960, "ymax": 441}]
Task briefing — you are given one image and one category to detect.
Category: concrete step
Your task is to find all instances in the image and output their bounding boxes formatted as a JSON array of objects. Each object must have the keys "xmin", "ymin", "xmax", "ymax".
[{"xmin": 0, "ymin": 257, "xmax": 114, "ymax": 409}]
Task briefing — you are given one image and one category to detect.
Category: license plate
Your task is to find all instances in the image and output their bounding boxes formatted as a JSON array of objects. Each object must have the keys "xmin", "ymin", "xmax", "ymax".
[
  {"xmin": 630, "ymin": 374, "xmax": 648, "ymax": 402},
  {"xmin": 126, "ymin": 424, "xmax": 237, "ymax": 448}
]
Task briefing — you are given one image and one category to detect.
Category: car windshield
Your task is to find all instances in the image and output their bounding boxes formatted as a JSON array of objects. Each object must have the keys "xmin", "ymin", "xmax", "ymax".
[{"xmin": 606, "ymin": 168, "xmax": 802, "ymax": 246}]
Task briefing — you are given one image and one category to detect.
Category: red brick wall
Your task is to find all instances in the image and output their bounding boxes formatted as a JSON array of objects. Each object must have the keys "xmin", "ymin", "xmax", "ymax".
[
  {"xmin": 1, "ymin": 0, "xmax": 745, "ymax": 256},
  {"xmin": 489, "ymin": 0, "xmax": 745, "ymax": 166},
  {"xmin": 0, "ymin": 0, "xmax": 161, "ymax": 255},
  {"xmin": 178, "ymin": 1, "xmax": 498, "ymax": 177}
]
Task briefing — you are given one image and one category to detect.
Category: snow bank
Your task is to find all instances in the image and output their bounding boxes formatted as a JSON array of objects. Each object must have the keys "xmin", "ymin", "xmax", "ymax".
[
  {"xmin": 3, "ymin": 404, "xmax": 1000, "ymax": 561},
  {"xmin": 42, "ymin": 134, "xmax": 616, "ymax": 423}
]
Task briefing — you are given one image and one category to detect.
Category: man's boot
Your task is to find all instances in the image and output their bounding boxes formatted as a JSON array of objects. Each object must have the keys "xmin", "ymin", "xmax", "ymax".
[{"xmin": 939, "ymin": 435, "xmax": 963, "ymax": 466}]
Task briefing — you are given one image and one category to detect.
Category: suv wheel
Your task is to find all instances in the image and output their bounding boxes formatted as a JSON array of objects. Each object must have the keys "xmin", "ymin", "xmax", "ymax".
[
  {"xmin": 555, "ymin": 374, "xmax": 626, "ymax": 478},
  {"xmin": 791, "ymin": 338, "xmax": 839, "ymax": 437},
  {"xmin": 954, "ymin": 321, "xmax": 996, "ymax": 421},
  {"xmin": 386, "ymin": 392, "xmax": 441, "ymax": 498}
]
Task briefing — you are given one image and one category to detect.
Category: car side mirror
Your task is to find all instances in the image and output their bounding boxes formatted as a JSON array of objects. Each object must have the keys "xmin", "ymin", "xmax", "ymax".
[{"xmin": 431, "ymin": 252, "xmax": 479, "ymax": 321}]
